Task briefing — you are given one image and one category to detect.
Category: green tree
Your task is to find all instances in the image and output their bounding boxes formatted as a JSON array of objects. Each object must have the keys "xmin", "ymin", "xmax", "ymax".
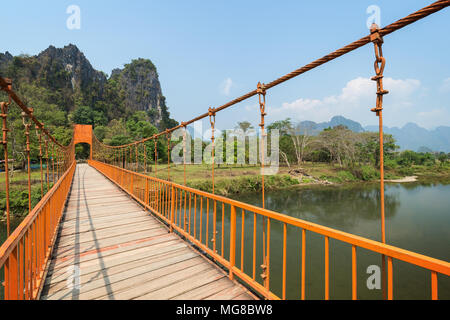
[{"xmin": 72, "ymin": 106, "xmax": 93, "ymax": 125}]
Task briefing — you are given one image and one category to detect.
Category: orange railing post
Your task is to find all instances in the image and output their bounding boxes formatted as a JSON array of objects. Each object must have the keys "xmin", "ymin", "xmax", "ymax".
[
  {"xmin": 1, "ymin": 100, "xmax": 11, "ymax": 237},
  {"xmin": 282, "ymin": 223, "xmax": 287, "ymax": 300},
  {"xmin": 229, "ymin": 205, "xmax": 237, "ymax": 280},
  {"xmin": 170, "ymin": 184, "xmax": 175, "ymax": 232},
  {"xmin": 352, "ymin": 245, "xmax": 357, "ymax": 300},
  {"xmin": 301, "ymin": 229, "xmax": 306, "ymax": 300},
  {"xmin": 431, "ymin": 271, "xmax": 438, "ymax": 300},
  {"xmin": 145, "ymin": 178, "xmax": 149, "ymax": 206},
  {"xmin": 325, "ymin": 236, "xmax": 329, "ymax": 300},
  {"xmin": 22, "ymin": 110, "xmax": 33, "ymax": 214}
]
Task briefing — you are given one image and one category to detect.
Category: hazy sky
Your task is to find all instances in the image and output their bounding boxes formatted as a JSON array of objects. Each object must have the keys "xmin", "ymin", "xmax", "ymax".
[{"xmin": 3, "ymin": 0, "xmax": 449, "ymax": 130}]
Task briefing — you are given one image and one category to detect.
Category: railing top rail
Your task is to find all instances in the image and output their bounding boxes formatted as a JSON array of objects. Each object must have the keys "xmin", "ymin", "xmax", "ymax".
[
  {"xmin": 92, "ymin": 0, "xmax": 450, "ymax": 149},
  {"xmin": 90, "ymin": 160, "xmax": 450, "ymax": 276}
]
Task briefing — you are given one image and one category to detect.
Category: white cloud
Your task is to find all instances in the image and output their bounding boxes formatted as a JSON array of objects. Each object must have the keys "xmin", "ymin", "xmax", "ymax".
[
  {"xmin": 220, "ymin": 78, "xmax": 233, "ymax": 95},
  {"xmin": 269, "ymin": 77, "xmax": 422, "ymax": 126},
  {"xmin": 417, "ymin": 108, "xmax": 450, "ymax": 128},
  {"xmin": 439, "ymin": 77, "xmax": 450, "ymax": 93}
]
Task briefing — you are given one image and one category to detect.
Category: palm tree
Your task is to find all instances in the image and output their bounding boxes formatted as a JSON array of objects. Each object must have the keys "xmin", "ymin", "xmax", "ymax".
[{"xmin": 235, "ymin": 121, "xmax": 253, "ymax": 134}]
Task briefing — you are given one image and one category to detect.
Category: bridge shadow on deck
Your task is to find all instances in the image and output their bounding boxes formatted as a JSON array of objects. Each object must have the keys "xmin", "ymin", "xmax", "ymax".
[{"xmin": 40, "ymin": 164, "xmax": 255, "ymax": 300}]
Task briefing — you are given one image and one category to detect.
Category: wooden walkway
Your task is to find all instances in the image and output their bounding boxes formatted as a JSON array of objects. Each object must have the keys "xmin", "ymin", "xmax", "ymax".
[{"xmin": 40, "ymin": 164, "xmax": 255, "ymax": 300}]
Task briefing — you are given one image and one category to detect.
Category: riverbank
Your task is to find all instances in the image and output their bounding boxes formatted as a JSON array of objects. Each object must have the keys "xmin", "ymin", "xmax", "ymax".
[
  {"xmin": 385, "ymin": 176, "xmax": 417, "ymax": 183},
  {"xmin": 156, "ymin": 162, "xmax": 450, "ymax": 196},
  {"xmin": 1, "ymin": 163, "xmax": 449, "ymax": 218}
]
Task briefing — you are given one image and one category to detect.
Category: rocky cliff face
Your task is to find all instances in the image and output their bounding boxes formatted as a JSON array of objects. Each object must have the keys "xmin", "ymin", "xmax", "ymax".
[
  {"xmin": 110, "ymin": 59, "xmax": 172, "ymax": 126},
  {"xmin": 0, "ymin": 44, "xmax": 176, "ymax": 129},
  {"xmin": 37, "ymin": 44, "xmax": 107, "ymax": 92}
]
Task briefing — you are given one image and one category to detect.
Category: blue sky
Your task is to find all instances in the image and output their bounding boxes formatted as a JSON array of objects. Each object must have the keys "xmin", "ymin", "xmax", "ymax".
[{"xmin": 2, "ymin": 0, "xmax": 450, "ymax": 130}]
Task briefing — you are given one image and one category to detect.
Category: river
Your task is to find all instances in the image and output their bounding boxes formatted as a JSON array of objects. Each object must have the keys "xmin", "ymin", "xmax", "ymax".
[
  {"xmin": 230, "ymin": 180, "xmax": 450, "ymax": 299},
  {"xmin": 1, "ymin": 180, "xmax": 449, "ymax": 299}
]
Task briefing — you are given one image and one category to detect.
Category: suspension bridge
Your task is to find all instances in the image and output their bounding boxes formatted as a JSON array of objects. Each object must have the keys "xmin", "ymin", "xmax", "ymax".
[{"xmin": 1, "ymin": 1, "xmax": 450, "ymax": 300}]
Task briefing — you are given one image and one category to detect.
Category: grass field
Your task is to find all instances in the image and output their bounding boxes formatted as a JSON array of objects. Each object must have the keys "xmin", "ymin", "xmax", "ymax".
[
  {"xmin": 130, "ymin": 161, "xmax": 449, "ymax": 195},
  {"xmin": 0, "ymin": 170, "xmax": 45, "ymax": 190}
]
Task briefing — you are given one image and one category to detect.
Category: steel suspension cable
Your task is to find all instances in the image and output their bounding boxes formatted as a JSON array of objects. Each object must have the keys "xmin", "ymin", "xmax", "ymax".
[{"xmin": 87, "ymin": 0, "xmax": 450, "ymax": 151}]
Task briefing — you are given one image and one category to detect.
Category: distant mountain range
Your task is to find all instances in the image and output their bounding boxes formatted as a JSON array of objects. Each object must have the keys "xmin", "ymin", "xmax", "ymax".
[
  {"xmin": 297, "ymin": 116, "xmax": 450, "ymax": 152},
  {"xmin": 298, "ymin": 116, "xmax": 365, "ymax": 134}
]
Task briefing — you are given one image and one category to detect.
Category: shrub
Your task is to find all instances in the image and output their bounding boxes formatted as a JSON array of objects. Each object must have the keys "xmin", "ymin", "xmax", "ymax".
[
  {"xmin": 187, "ymin": 175, "xmax": 298, "ymax": 196},
  {"xmin": 397, "ymin": 166, "xmax": 414, "ymax": 176},
  {"xmin": 353, "ymin": 165, "xmax": 379, "ymax": 181},
  {"xmin": 384, "ymin": 159, "xmax": 398, "ymax": 170},
  {"xmin": 337, "ymin": 170, "xmax": 356, "ymax": 182},
  {"xmin": 0, "ymin": 185, "xmax": 45, "ymax": 217}
]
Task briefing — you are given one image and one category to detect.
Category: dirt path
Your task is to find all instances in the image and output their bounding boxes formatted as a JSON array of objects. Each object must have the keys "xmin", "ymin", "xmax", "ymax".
[{"xmin": 385, "ymin": 176, "xmax": 418, "ymax": 183}]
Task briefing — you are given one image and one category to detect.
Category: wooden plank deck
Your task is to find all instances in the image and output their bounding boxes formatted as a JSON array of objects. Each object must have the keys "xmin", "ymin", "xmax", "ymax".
[{"xmin": 40, "ymin": 163, "xmax": 256, "ymax": 300}]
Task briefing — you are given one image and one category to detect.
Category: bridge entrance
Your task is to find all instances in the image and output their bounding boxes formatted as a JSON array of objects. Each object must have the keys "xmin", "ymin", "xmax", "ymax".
[
  {"xmin": 75, "ymin": 143, "xmax": 91, "ymax": 160},
  {"xmin": 73, "ymin": 124, "xmax": 93, "ymax": 160}
]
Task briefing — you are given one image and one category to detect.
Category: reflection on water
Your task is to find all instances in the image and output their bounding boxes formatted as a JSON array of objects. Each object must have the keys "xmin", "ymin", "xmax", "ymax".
[
  {"xmin": 232, "ymin": 181, "xmax": 450, "ymax": 300},
  {"xmin": 265, "ymin": 184, "xmax": 400, "ymax": 233},
  {"xmin": 1, "ymin": 181, "xmax": 448, "ymax": 300}
]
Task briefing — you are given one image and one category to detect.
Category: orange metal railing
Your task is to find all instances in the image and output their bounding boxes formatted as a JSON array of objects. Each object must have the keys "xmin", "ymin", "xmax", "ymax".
[
  {"xmin": 0, "ymin": 161, "xmax": 75, "ymax": 299},
  {"xmin": 89, "ymin": 160, "xmax": 450, "ymax": 300},
  {"xmin": 0, "ymin": 76, "xmax": 76, "ymax": 300}
]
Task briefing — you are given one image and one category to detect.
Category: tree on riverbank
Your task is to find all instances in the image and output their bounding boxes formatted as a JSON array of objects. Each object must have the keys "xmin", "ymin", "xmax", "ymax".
[{"xmin": 266, "ymin": 118, "xmax": 449, "ymax": 177}]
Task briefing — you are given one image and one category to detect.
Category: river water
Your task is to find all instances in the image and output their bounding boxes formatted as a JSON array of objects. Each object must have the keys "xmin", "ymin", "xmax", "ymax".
[
  {"xmin": 230, "ymin": 180, "xmax": 450, "ymax": 299},
  {"xmin": 1, "ymin": 181, "xmax": 449, "ymax": 300}
]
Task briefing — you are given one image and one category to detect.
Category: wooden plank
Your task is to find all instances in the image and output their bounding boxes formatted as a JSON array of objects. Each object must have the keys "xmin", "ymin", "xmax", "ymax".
[
  {"xmin": 233, "ymin": 293, "xmax": 254, "ymax": 300},
  {"xmin": 135, "ymin": 269, "xmax": 226, "ymax": 300},
  {"xmin": 45, "ymin": 246, "xmax": 189, "ymax": 291},
  {"xmin": 63, "ymin": 206, "xmax": 143, "ymax": 218},
  {"xmin": 205, "ymin": 285, "xmax": 252, "ymax": 300},
  {"xmin": 43, "ymin": 250, "xmax": 199, "ymax": 300},
  {"xmin": 42, "ymin": 164, "xmax": 256, "ymax": 301},
  {"xmin": 55, "ymin": 222, "xmax": 163, "ymax": 246},
  {"xmin": 58, "ymin": 215, "xmax": 154, "ymax": 237},
  {"xmin": 47, "ymin": 237, "xmax": 183, "ymax": 277},
  {"xmin": 97, "ymin": 262, "xmax": 214, "ymax": 300},
  {"xmin": 48, "ymin": 231, "xmax": 171, "ymax": 263},
  {"xmin": 170, "ymin": 277, "xmax": 235, "ymax": 300},
  {"xmin": 43, "ymin": 246, "xmax": 190, "ymax": 294},
  {"xmin": 60, "ymin": 211, "xmax": 148, "ymax": 228},
  {"xmin": 52, "ymin": 227, "xmax": 168, "ymax": 252}
]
